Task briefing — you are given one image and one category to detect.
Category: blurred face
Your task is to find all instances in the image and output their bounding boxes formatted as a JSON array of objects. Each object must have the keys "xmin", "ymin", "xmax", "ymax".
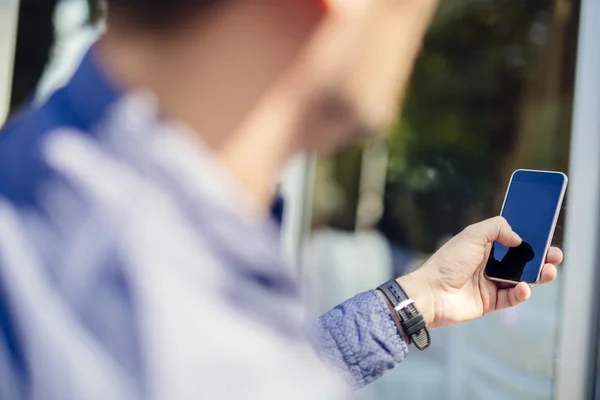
[
  {"xmin": 291, "ymin": 0, "xmax": 440, "ymax": 151},
  {"xmin": 103, "ymin": 0, "xmax": 439, "ymax": 158}
]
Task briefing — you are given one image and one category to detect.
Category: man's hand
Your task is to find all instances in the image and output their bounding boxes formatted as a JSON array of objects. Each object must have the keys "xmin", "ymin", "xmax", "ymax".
[{"xmin": 396, "ymin": 217, "xmax": 562, "ymax": 329}]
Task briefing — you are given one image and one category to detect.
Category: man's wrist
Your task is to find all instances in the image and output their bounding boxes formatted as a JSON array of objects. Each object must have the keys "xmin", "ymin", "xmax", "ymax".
[
  {"xmin": 395, "ymin": 273, "xmax": 438, "ymax": 329},
  {"xmin": 376, "ymin": 290, "xmax": 410, "ymax": 343},
  {"xmin": 376, "ymin": 271, "xmax": 438, "ymax": 344}
]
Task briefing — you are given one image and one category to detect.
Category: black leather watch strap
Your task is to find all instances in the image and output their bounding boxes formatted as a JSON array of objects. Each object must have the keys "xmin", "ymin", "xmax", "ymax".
[{"xmin": 377, "ymin": 279, "xmax": 431, "ymax": 351}]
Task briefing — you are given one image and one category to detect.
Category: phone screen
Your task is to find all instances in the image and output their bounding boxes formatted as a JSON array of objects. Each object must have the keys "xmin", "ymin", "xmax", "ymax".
[{"xmin": 486, "ymin": 170, "xmax": 566, "ymax": 284}]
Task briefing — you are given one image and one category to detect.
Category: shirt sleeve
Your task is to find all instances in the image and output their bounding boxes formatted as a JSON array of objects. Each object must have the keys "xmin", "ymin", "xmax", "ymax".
[{"xmin": 309, "ymin": 289, "xmax": 409, "ymax": 390}]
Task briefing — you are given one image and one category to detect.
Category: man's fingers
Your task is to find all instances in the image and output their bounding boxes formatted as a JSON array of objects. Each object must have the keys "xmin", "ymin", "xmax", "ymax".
[
  {"xmin": 539, "ymin": 263, "xmax": 558, "ymax": 285},
  {"xmin": 496, "ymin": 282, "xmax": 531, "ymax": 310},
  {"xmin": 546, "ymin": 247, "xmax": 563, "ymax": 265},
  {"xmin": 495, "ymin": 267, "xmax": 557, "ymax": 311},
  {"xmin": 466, "ymin": 216, "xmax": 522, "ymax": 247}
]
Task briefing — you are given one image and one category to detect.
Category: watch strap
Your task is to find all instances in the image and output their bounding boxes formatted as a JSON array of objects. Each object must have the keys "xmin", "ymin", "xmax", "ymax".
[{"xmin": 378, "ymin": 279, "xmax": 431, "ymax": 351}]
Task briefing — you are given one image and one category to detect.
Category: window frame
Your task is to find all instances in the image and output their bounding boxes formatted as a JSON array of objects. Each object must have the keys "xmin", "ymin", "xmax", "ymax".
[
  {"xmin": 554, "ymin": 0, "xmax": 600, "ymax": 398},
  {"xmin": 281, "ymin": 154, "xmax": 317, "ymax": 270}
]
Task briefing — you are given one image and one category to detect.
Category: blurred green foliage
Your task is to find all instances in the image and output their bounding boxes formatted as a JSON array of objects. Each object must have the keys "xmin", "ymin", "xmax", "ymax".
[{"xmin": 318, "ymin": 0, "xmax": 578, "ymax": 253}]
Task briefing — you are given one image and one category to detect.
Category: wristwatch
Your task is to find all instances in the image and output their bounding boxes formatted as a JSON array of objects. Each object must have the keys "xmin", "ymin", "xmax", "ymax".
[{"xmin": 377, "ymin": 279, "xmax": 431, "ymax": 351}]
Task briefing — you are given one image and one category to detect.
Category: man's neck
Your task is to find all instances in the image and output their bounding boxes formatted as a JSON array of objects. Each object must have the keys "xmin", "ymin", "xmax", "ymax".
[{"xmin": 96, "ymin": 3, "xmax": 318, "ymax": 214}]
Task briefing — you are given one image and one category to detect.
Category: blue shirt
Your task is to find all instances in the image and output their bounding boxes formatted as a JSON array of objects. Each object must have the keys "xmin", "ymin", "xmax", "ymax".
[{"xmin": 0, "ymin": 50, "xmax": 408, "ymax": 399}]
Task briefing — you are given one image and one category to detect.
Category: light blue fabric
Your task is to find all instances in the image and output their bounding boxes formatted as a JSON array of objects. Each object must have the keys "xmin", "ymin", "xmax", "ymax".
[{"xmin": 0, "ymin": 49, "xmax": 408, "ymax": 399}]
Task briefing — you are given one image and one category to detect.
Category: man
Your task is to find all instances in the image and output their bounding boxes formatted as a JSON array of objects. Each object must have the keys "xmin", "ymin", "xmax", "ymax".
[{"xmin": 0, "ymin": 0, "xmax": 562, "ymax": 399}]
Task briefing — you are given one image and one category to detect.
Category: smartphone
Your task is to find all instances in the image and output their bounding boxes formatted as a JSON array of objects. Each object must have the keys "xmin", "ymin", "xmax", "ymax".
[{"xmin": 485, "ymin": 169, "xmax": 568, "ymax": 287}]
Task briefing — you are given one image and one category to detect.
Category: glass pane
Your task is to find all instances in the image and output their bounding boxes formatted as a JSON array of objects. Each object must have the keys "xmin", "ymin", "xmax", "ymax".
[
  {"xmin": 0, "ymin": 0, "xmax": 19, "ymax": 124},
  {"xmin": 303, "ymin": 1, "xmax": 579, "ymax": 399},
  {"xmin": 4, "ymin": 0, "xmax": 103, "ymax": 123}
]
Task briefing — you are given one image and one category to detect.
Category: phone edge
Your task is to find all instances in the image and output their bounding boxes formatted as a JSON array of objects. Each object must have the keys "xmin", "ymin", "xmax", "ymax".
[{"xmin": 484, "ymin": 169, "xmax": 568, "ymax": 287}]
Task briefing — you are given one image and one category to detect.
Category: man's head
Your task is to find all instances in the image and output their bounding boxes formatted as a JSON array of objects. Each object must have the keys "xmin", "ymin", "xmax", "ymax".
[
  {"xmin": 101, "ymin": 0, "xmax": 438, "ymax": 206},
  {"xmin": 104, "ymin": 0, "xmax": 438, "ymax": 148},
  {"xmin": 105, "ymin": 0, "xmax": 220, "ymax": 31}
]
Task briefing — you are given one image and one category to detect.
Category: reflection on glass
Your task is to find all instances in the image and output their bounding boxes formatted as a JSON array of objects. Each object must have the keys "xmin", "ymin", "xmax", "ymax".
[
  {"xmin": 488, "ymin": 241, "xmax": 535, "ymax": 283},
  {"xmin": 304, "ymin": 0, "xmax": 578, "ymax": 399}
]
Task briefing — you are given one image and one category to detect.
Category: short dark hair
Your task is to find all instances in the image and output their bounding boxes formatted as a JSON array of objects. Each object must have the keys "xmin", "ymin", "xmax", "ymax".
[{"xmin": 105, "ymin": 0, "xmax": 222, "ymax": 30}]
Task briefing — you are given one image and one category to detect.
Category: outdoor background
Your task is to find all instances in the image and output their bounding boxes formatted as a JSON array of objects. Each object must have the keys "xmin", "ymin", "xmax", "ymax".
[{"xmin": 302, "ymin": 0, "xmax": 579, "ymax": 399}]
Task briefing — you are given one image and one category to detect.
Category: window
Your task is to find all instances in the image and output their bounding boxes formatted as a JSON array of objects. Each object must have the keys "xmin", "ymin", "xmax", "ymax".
[
  {"xmin": 0, "ymin": 0, "xmax": 20, "ymax": 124},
  {"xmin": 303, "ymin": 1, "xmax": 580, "ymax": 399},
  {"xmin": 2, "ymin": 0, "xmax": 103, "ymax": 126}
]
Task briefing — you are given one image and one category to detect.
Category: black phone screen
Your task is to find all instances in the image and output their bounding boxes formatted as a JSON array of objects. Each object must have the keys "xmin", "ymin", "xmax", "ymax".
[{"xmin": 486, "ymin": 170, "xmax": 566, "ymax": 284}]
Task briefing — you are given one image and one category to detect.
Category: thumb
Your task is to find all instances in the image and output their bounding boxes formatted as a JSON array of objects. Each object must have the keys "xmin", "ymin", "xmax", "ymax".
[{"xmin": 467, "ymin": 216, "xmax": 522, "ymax": 247}]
